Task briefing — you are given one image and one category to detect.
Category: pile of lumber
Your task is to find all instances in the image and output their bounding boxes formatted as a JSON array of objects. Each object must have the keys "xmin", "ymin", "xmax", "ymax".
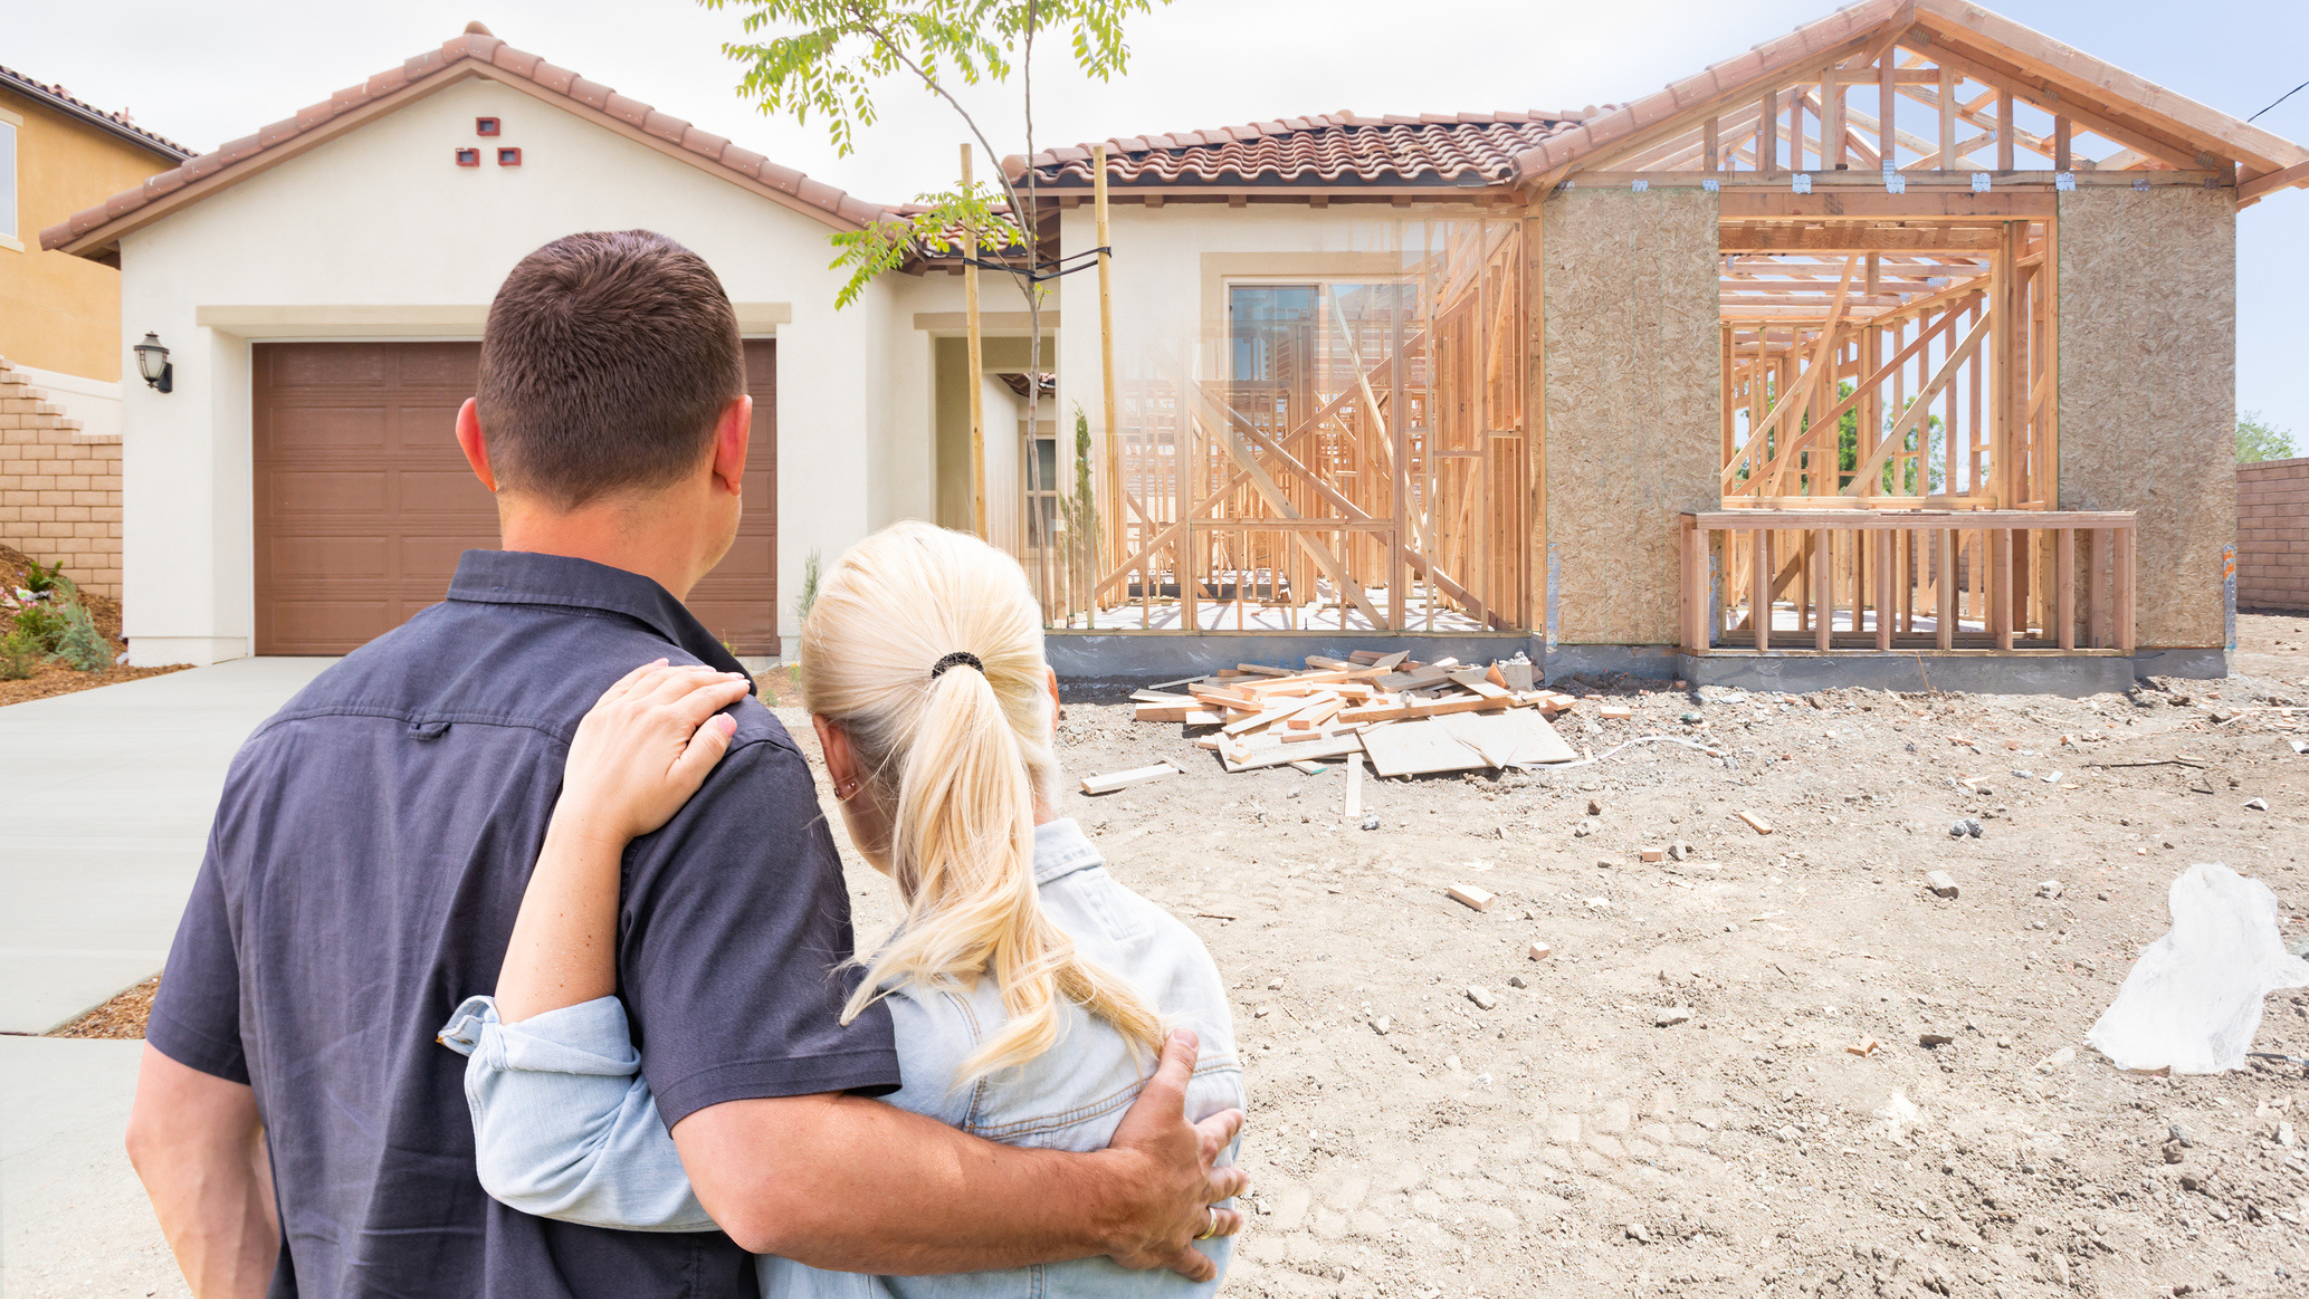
[{"xmin": 1127, "ymin": 651, "xmax": 1582, "ymax": 779}]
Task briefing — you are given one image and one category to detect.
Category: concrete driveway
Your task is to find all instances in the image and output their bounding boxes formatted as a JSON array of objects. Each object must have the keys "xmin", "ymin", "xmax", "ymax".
[{"xmin": 0, "ymin": 658, "xmax": 333, "ymax": 1034}]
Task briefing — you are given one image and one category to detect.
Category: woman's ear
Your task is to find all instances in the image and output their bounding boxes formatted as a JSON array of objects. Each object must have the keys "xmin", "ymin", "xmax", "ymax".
[
  {"xmin": 1044, "ymin": 666, "xmax": 1063, "ymax": 735},
  {"xmin": 811, "ymin": 715, "xmax": 858, "ymax": 792}
]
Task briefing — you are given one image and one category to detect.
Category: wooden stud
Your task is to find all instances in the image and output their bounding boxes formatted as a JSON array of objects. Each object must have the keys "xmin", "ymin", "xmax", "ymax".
[
  {"xmin": 1938, "ymin": 64, "xmax": 1958, "ymax": 170},
  {"xmin": 1937, "ymin": 527, "xmax": 1956, "ymax": 650},
  {"xmin": 961, "ymin": 144, "xmax": 987, "ymax": 540},
  {"xmin": 1815, "ymin": 528, "xmax": 1833, "ymax": 650},
  {"xmin": 1997, "ymin": 91, "xmax": 2016, "ymax": 172},
  {"xmin": 1879, "ymin": 44, "xmax": 1898, "ymax": 171},
  {"xmin": 2115, "ymin": 524, "xmax": 2136, "ymax": 655},
  {"xmin": 1762, "ymin": 89, "xmax": 1779, "ymax": 172},
  {"xmin": 1704, "ymin": 115, "xmax": 1721, "ymax": 172},
  {"xmin": 1992, "ymin": 527, "xmax": 2015, "ymax": 651},
  {"xmin": 1080, "ymin": 762, "xmax": 1181, "ymax": 795},
  {"xmin": 1753, "ymin": 528, "xmax": 1773, "ymax": 651},
  {"xmin": 1094, "ymin": 145, "xmax": 1123, "ymax": 577},
  {"xmin": 2053, "ymin": 116, "xmax": 2071, "ymax": 172},
  {"xmin": 1825, "ymin": 64, "xmax": 1845, "ymax": 169},
  {"xmin": 2056, "ymin": 526, "xmax": 2076, "ymax": 650},
  {"xmin": 1874, "ymin": 528, "xmax": 1894, "ymax": 650}
]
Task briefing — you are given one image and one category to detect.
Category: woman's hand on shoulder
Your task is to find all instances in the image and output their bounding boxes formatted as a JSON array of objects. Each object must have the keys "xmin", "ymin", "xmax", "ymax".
[{"xmin": 558, "ymin": 660, "xmax": 754, "ymax": 844}]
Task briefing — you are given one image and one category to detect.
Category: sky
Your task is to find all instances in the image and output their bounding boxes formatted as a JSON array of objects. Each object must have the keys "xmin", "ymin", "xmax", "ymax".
[{"xmin": 14, "ymin": 0, "xmax": 2309, "ymax": 446}]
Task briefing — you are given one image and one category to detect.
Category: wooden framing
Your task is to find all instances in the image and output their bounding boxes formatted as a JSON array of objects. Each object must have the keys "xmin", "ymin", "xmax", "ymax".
[
  {"xmin": 1681, "ymin": 509, "xmax": 2134, "ymax": 655},
  {"xmin": 1087, "ymin": 218, "xmax": 1529, "ymax": 633}
]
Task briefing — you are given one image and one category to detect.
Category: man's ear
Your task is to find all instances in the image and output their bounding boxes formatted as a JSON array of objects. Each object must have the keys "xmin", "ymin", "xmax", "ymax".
[
  {"xmin": 455, "ymin": 398, "xmax": 497, "ymax": 493},
  {"xmin": 710, "ymin": 394, "xmax": 752, "ymax": 497}
]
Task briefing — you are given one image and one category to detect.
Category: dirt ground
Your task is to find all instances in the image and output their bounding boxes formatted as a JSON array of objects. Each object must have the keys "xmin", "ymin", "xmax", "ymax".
[
  {"xmin": 53, "ymin": 614, "xmax": 2309, "ymax": 1297},
  {"xmin": 818, "ymin": 613, "xmax": 2309, "ymax": 1299}
]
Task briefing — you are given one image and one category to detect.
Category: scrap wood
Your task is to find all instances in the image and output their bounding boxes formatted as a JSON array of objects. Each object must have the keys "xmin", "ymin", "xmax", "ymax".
[
  {"xmin": 1446, "ymin": 883, "xmax": 1494, "ymax": 912},
  {"xmin": 1222, "ymin": 731, "xmax": 1364, "ymax": 773},
  {"xmin": 1737, "ymin": 810, "xmax": 1775, "ymax": 835},
  {"xmin": 1344, "ymin": 756, "xmax": 1364, "ymax": 817},
  {"xmin": 1081, "ymin": 762, "xmax": 1181, "ymax": 795}
]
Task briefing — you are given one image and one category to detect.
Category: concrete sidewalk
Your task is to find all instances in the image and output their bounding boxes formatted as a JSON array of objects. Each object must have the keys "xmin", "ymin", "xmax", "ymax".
[
  {"xmin": 0, "ymin": 1036, "xmax": 184, "ymax": 1297},
  {"xmin": 0, "ymin": 658, "xmax": 333, "ymax": 1034}
]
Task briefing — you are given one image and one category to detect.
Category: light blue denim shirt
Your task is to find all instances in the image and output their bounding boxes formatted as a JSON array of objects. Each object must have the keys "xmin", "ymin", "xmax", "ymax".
[{"xmin": 438, "ymin": 818, "xmax": 1243, "ymax": 1298}]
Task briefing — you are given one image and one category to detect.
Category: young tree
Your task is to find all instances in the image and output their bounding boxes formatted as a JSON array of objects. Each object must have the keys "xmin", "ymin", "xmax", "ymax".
[
  {"xmin": 704, "ymin": 0, "xmax": 1163, "ymax": 551},
  {"xmin": 2237, "ymin": 411, "xmax": 2297, "ymax": 463}
]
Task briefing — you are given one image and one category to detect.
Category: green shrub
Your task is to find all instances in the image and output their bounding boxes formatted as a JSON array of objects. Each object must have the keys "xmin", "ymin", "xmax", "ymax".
[
  {"xmin": 19, "ymin": 558, "xmax": 67, "ymax": 597},
  {"xmin": 51, "ymin": 600, "xmax": 110, "ymax": 672},
  {"xmin": 10, "ymin": 605, "xmax": 67, "ymax": 652},
  {"xmin": 0, "ymin": 629, "xmax": 40, "ymax": 681}
]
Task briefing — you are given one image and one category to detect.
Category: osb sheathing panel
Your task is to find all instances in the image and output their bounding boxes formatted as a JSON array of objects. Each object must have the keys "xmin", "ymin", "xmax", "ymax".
[
  {"xmin": 2058, "ymin": 187, "xmax": 2235, "ymax": 649},
  {"xmin": 1541, "ymin": 187, "xmax": 1720, "ymax": 644}
]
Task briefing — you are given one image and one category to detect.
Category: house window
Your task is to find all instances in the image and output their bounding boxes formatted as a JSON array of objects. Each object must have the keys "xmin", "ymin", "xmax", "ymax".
[{"xmin": 0, "ymin": 119, "xmax": 17, "ymax": 242}]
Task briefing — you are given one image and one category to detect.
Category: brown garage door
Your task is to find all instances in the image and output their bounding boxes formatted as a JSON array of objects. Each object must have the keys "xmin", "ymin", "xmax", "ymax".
[{"xmin": 253, "ymin": 340, "xmax": 777, "ymax": 655}]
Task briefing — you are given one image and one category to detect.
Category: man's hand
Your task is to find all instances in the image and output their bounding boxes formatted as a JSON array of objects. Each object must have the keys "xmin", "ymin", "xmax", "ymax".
[
  {"xmin": 125, "ymin": 1044, "xmax": 278, "ymax": 1299},
  {"xmin": 1099, "ymin": 1029, "xmax": 1249, "ymax": 1281}
]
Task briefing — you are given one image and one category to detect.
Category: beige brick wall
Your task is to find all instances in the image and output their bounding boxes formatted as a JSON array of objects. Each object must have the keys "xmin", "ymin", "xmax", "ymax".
[
  {"xmin": 2238, "ymin": 456, "xmax": 2309, "ymax": 614},
  {"xmin": 0, "ymin": 355, "xmax": 122, "ymax": 599}
]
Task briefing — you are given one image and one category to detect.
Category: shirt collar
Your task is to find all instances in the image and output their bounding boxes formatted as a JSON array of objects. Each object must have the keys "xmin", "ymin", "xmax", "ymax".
[
  {"xmin": 1032, "ymin": 818, "xmax": 1106, "ymax": 886},
  {"xmin": 444, "ymin": 550, "xmax": 750, "ymax": 679}
]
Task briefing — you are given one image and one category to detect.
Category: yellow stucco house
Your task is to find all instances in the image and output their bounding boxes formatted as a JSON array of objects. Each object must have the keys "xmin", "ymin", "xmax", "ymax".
[{"xmin": 1, "ymin": 65, "xmax": 189, "ymax": 436}]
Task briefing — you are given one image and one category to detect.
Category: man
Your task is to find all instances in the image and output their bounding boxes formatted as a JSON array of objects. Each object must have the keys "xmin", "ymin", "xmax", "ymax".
[{"xmin": 124, "ymin": 229, "xmax": 1245, "ymax": 1298}]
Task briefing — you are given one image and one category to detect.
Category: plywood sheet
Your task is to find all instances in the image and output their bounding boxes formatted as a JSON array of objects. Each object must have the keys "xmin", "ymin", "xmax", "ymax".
[
  {"xmin": 2057, "ymin": 186, "xmax": 2235, "ymax": 649},
  {"xmin": 1437, "ymin": 709, "xmax": 1578, "ymax": 767},
  {"xmin": 1362, "ymin": 711, "xmax": 1576, "ymax": 776},
  {"xmin": 1540, "ymin": 187, "xmax": 1722, "ymax": 646}
]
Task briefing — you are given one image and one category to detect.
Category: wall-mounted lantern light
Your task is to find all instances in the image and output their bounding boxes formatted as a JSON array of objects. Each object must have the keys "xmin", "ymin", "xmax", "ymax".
[{"xmin": 134, "ymin": 332, "xmax": 173, "ymax": 394}]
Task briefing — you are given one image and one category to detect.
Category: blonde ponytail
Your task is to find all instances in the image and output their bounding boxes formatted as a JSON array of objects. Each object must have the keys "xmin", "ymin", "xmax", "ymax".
[{"xmin": 799, "ymin": 522, "xmax": 1164, "ymax": 1081}]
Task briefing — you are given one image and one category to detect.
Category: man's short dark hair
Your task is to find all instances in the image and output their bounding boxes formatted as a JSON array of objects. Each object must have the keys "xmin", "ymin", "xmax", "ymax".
[{"xmin": 478, "ymin": 230, "xmax": 744, "ymax": 510}]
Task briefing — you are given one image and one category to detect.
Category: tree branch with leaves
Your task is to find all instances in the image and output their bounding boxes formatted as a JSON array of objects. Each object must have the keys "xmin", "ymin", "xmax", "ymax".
[{"xmin": 706, "ymin": 0, "xmax": 1162, "ymax": 573}]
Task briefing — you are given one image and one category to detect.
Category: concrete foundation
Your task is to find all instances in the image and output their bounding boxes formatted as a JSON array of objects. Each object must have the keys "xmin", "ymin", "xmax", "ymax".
[
  {"xmin": 1044, "ymin": 632, "xmax": 2227, "ymax": 695},
  {"xmin": 1043, "ymin": 632, "xmax": 1536, "ymax": 682}
]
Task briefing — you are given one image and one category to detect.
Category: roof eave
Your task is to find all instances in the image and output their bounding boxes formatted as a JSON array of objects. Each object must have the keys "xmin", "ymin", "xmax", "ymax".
[
  {"xmin": 0, "ymin": 70, "xmax": 194, "ymax": 162},
  {"xmin": 45, "ymin": 44, "xmax": 888, "ymax": 261}
]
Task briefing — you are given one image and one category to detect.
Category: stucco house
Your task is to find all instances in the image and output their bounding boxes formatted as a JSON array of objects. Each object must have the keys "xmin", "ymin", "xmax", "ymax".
[
  {"xmin": 1, "ymin": 66, "xmax": 189, "ymax": 435},
  {"xmin": 43, "ymin": 2, "xmax": 2309, "ymax": 689}
]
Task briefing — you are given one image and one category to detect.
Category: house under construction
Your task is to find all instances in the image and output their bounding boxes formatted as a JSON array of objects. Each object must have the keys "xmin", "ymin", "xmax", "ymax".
[{"xmin": 1005, "ymin": 0, "xmax": 2307, "ymax": 689}]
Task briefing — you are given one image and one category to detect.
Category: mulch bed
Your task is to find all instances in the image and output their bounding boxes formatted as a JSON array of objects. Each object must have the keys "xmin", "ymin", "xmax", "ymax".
[
  {"xmin": 47, "ymin": 975, "xmax": 157, "ymax": 1039},
  {"xmin": 0, "ymin": 542, "xmax": 187, "ymax": 708}
]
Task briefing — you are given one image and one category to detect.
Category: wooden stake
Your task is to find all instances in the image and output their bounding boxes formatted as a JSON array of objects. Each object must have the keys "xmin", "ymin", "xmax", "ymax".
[
  {"xmin": 1094, "ymin": 144, "xmax": 1123, "ymax": 576},
  {"xmin": 962, "ymin": 143, "xmax": 988, "ymax": 540}
]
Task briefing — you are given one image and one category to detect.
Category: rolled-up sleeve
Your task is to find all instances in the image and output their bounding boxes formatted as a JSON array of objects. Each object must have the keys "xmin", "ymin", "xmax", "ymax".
[
  {"xmin": 616, "ymin": 736, "xmax": 902, "ymax": 1126},
  {"xmin": 439, "ymin": 995, "xmax": 715, "ymax": 1233}
]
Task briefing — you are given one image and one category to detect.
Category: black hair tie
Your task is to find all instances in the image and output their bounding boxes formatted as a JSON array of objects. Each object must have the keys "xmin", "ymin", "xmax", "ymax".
[{"xmin": 930, "ymin": 651, "xmax": 984, "ymax": 680}]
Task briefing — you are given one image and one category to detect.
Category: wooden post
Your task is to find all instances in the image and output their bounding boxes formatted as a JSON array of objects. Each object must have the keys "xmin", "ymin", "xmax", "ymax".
[
  {"xmin": 1762, "ymin": 89, "xmax": 1779, "ymax": 172},
  {"xmin": 2053, "ymin": 116, "xmax": 2072, "ymax": 172},
  {"xmin": 1874, "ymin": 528, "xmax": 1895, "ymax": 651},
  {"xmin": 1997, "ymin": 91, "xmax": 2015, "ymax": 172},
  {"xmin": 1753, "ymin": 528, "xmax": 1772, "ymax": 651},
  {"xmin": 1704, "ymin": 116, "xmax": 1721, "ymax": 172},
  {"xmin": 1993, "ymin": 222, "xmax": 2019, "ymax": 507},
  {"xmin": 1815, "ymin": 529, "xmax": 1833, "ymax": 651},
  {"xmin": 1936, "ymin": 527, "xmax": 1956, "ymax": 650},
  {"xmin": 962, "ymin": 143, "xmax": 988, "ymax": 540},
  {"xmin": 1992, "ymin": 527, "xmax": 2015, "ymax": 651},
  {"xmin": 2086, "ymin": 528, "xmax": 2104, "ymax": 648},
  {"xmin": 1938, "ymin": 64, "xmax": 1957, "ymax": 170},
  {"xmin": 1094, "ymin": 145, "xmax": 1123, "ymax": 577},
  {"xmin": 2056, "ymin": 526, "xmax": 2076, "ymax": 650},
  {"xmin": 1878, "ymin": 45, "xmax": 1896, "ymax": 170},
  {"xmin": 2115, "ymin": 524, "xmax": 2136, "ymax": 654},
  {"xmin": 1825, "ymin": 63, "xmax": 1844, "ymax": 169}
]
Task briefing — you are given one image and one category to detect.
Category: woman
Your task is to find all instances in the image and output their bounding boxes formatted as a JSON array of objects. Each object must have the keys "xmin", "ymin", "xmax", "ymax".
[{"xmin": 438, "ymin": 521, "xmax": 1244, "ymax": 1296}]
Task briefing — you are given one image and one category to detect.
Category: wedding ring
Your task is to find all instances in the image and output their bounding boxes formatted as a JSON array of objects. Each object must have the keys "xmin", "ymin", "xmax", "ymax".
[{"xmin": 1195, "ymin": 1207, "xmax": 1219, "ymax": 1240}]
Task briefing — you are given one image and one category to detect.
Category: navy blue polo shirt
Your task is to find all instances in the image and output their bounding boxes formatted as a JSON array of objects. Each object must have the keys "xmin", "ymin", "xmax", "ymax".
[{"xmin": 149, "ymin": 550, "xmax": 901, "ymax": 1299}]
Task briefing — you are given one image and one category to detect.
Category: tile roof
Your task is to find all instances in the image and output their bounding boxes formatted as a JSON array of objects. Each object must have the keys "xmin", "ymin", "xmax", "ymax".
[
  {"xmin": 0, "ymin": 65, "xmax": 194, "ymax": 160},
  {"xmin": 1024, "ymin": 111, "xmax": 1585, "ymax": 189},
  {"xmin": 42, "ymin": 22, "xmax": 893, "ymax": 257}
]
